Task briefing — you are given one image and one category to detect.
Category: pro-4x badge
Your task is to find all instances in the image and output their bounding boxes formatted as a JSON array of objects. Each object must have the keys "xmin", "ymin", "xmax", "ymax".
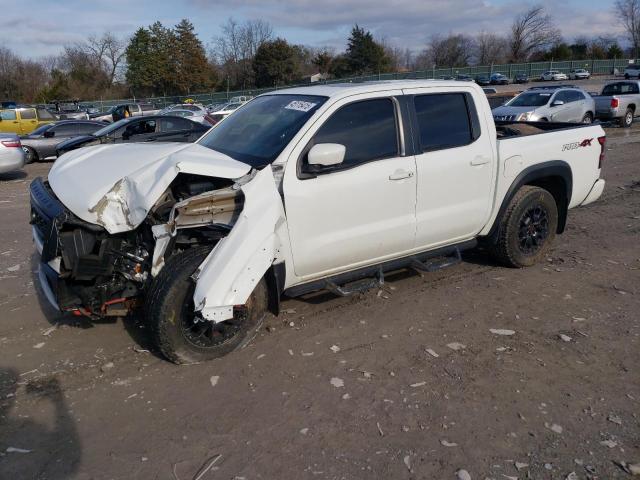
[{"xmin": 562, "ymin": 138, "xmax": 594, "ymax": 151}]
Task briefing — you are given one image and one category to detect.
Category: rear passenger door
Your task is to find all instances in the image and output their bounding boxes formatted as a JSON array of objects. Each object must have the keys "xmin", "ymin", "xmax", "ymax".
[{"xmin": 402, "ymin": 87, "xmax": 495, "ymax": 250}]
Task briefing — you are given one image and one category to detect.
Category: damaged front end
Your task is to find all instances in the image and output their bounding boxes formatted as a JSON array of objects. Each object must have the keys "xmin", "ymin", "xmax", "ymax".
[
  {"xmin": 30, "ymin": 177, "xmax": 153, "ymax": 317},
  {"xmin": 30, "ymin": 164, "xmax": 284, "ymax": 321}
]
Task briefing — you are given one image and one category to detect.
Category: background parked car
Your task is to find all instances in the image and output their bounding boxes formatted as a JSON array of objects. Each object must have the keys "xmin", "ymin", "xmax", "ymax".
[
  {"xmin": 92, "ymin": 103, "xmax": 159, "ymax": 123},
  {"xmin": 54, "ymin": 102, "xmax": 89, "ymax": 120},
  {"xmin": 490, "ymin": 73, "xmax": 509, "ymax": 85},
  {"xmin": 20, "ymin": 120, "xmax": 107, "ymax": 163},
  {"xmin": 161, "ymin": 109, "xmax": 211, "ymax": 126},
  {"xmin": 159, "ymin": 103, "xmax": 207, "ymax": 116},
  {"xmin": 513, "ymin": 73, "xmax": 529, "ymax": 84},
  {"xmin": 569, "ymin": 68, "xmax": 590, "ymax": 80},
  {"xmin": 492, "ymin": 86, "xmax": 595, "ymax": 123},
  {"xmin": 540, "ymin": 70, "xmax": 568, "ymax": 81},
  {"xmin": 474, "ymin": 75, "xmax": 491, "ymax": 86},
  {"xmin": 0, "ymin": 133, "xmax": 25, "ymax": 174},
  {"xmin": 623, "ymin": 65, "xmax": 640, "ymax": 79},
  {"xmin": 455, "ymin": 74, "xmax": 474, "ymax": 81},
  {"xmin": 594, "ymin": 80, "xmax": 640, "ymax": 127},
  {"xmin": 0, "ymin": 107, "xmax": 56, "ymax": 135},
  {"xmin": 56, "ymin": 115, "xmax": 209, "ymax": 155}
]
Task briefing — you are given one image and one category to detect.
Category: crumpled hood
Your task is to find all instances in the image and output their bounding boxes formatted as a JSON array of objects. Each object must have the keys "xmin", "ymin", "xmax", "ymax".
[{"xmin": 48, "ymin": 142, "xmax": 251, "ymax": 234}]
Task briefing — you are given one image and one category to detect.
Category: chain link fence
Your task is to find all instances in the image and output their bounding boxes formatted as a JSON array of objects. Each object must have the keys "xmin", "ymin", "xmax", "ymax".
[{"xmin": 82, "ymin": 58, "xmax": 637, "ymax": 112}]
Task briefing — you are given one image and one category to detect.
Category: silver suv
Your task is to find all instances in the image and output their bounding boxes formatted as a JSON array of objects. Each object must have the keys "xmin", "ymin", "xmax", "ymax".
[{"xmin": 492, "ymin": 86, "xmax": 595, "ymax": 123}]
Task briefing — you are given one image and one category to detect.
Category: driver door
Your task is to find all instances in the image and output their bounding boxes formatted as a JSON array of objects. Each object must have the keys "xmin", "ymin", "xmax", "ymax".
[{"xmin": 283, "ymin": 92, "xmax": 417, "ymax": 279}]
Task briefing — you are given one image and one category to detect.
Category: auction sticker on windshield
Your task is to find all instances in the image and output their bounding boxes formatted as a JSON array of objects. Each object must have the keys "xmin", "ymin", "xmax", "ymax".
[{"xmin": 285, "ymin": 100, "xmax": 317, "ymax": 112}]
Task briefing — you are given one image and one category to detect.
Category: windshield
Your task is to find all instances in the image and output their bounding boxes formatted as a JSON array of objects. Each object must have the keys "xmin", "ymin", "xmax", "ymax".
[
  {"xmin": 93, "ymin": 118, "xmax": 129, "ymax": 137},
  {"xmin": 508, "ymin": 92, "xmax": 552, "ymax": 107},
  {"xmin": 198, "ymin": 94, "xmax": 327, "ymax": 167}
]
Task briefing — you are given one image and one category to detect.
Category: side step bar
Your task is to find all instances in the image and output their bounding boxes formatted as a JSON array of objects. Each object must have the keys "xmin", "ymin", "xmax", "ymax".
[{"xmin": 284, "ymin": 240, "xmax": 475, "ymax": 298}]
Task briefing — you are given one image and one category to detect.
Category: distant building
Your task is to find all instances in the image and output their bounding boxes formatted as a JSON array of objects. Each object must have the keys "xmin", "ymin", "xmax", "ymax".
[{"xmin": 309, "ymin": 73, "xmax": 330, "ymax": 83}]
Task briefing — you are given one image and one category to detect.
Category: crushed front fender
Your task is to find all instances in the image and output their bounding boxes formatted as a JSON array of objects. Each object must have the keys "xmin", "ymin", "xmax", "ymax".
[{"xmin": 192, "ymin": 165, "xmax": 286, "ymax": 322}]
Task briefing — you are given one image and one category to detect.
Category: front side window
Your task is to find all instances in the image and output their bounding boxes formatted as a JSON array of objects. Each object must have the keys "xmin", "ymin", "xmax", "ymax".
[
  {"xmin": 310, "ymin": 98, "xmax": 398, "ymax": 168},
  {"xmin": 20, "ymin": 109, "xmax": 36, "ymax": 120},
  {"xmin": 414, "ymin": 93, "xmax": 473, "ymax": 151},
  {"xmin": 199, "ymin": 94, "xmax": 326, "ymax": 167}
]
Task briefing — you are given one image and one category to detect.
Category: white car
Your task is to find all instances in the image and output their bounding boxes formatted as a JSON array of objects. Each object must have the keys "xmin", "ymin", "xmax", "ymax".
[
  {"xmin": 541, "ymin": 71, "xmax": 568, "ymax": 81},
  {"xmin": 203, "ymin": 102, "xmax": 245, "ymax": 126},
  {"xmin": 624, "ymin": 65, "xmax": 640, "ymax": 79},
  {"xmin": 31, "ymin": 80, "xmax": 606, "ymax": 364},
  {"xmin": 0, "ymin": 133, "xmax": 25, "ymax": 174},
  {"xmin": 569, "ymin": 69, "xmax": 590, "ymax": 80},
  {"xmin": 162, "ymin": 108, "xmax": 210, "ymax": 126}
]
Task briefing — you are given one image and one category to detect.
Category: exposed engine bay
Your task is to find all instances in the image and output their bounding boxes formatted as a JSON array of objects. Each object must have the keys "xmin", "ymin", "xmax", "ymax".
[{"xmin": 31, "ymin": 173, "xmax": 246, "ymax": 318}]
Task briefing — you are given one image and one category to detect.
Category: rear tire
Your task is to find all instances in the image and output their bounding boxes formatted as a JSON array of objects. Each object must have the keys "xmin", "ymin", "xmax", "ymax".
[
  {"xmin": 620, "ymin": 108, "xmax": 633, "ymax": 128},
  {"xmin": 491, "ymin": 186, "xmax": 558, "ymax": 268},
  {"xmin": 581, "ymin": 112, "xmax": 593, "ymax": 124},
  {"xmin": 145, "ymin": 246, "xmax": 268, "ymax": 364},
  {"xmin": 22, "ymin": 146, "xmax": 37, "ymax": 164}
]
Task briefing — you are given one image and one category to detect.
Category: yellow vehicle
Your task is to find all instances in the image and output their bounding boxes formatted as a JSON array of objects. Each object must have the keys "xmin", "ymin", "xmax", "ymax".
[{"xmin": 0, "ymin": 107, "xmax": 56, "ymax": 135}]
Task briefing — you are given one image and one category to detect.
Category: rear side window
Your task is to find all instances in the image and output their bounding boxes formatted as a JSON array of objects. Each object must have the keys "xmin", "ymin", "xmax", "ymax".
[
  {"xmin": 1, "ymin": 111, "xmax": 17, "ymax": 120},
  {"xmin": 20, "ymin": 109, "xmax": 36, "ymax": 120},
  {"xmin": 311, "ymin": 98, "xmax": 398, "ymax": 168},
  {"xmin": 414, "ymin": 93, "xmax": 474, "ymax": 151},
  {"xmin": 160, "ymin": 117, "xmax": 192, "ymax": 131}
]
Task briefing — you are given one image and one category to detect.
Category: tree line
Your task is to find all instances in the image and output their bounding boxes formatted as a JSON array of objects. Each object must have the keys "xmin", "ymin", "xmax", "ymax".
[{"xmin": 0, "ymin": 5, "xmax": 634, "ymax": 103}]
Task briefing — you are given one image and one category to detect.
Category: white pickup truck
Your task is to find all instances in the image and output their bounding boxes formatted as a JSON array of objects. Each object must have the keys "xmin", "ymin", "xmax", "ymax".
[{"xmin": 30, "ymin": 81, "xmax": 606, "ymax": 363}]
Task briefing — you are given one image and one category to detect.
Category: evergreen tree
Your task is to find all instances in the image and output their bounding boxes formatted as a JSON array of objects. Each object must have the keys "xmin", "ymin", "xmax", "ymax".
[
  {"xmin": 252, "ymin": 38, "xmax": 300, "ymax": 87},
  {"xmin": 174, "ymin": 19, "xmax": 216, "ymax": 94},
  {"xmin": 125, "ymin": 27, "xmax": 154, "ymax": 95},
  {"xmin": 345, "ymin": 25, "xmax": 391, "ymax": 76}
]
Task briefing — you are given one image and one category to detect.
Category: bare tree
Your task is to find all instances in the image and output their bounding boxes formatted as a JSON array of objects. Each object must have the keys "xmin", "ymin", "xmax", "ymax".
[
  {"xmin": 475, "ymin": 31, "xmax": 507, "ymax": 65},
  {"xmin": 427, "ymin": 33, "xmax": 475, "ymax": 67},
  {"xmin": 509, "ymin": 6, "xmax": 561, "ymax": 62},
  {"xmin": 614, "ymin": 0, "xmax": 640, "ymax": 58},
  {"xmin": 81, "ymin": 33, "xmax": 127, "ymax": 85},
  {"xmin": 213, "ymin": 18, "xmax": 273, "ymax": 88}
]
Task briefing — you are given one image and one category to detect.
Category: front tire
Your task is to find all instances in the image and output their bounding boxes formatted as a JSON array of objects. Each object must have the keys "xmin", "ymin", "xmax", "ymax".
[
  {"xmin": 491, "ymin": 186, "xmax": 558, "ymax": 268},
  {"xmin": 22, "ymin": 146, "xmax": 37, "ymax": 164},
  {"xmin": 145, "ymin": 246, "xmax": 268, "ymax": 364}
]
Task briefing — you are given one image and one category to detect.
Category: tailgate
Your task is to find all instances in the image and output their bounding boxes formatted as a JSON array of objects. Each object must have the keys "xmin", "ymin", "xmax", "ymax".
[{"xmin": 594, "ymin": 96, "xmax": 613, "ymax": 112}]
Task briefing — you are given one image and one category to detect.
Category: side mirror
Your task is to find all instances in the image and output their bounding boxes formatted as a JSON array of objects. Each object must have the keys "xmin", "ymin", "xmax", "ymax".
[
  {"xmin": 308, "ymin": 143, "xmax": 346, "ymax": 167},
  {"xmin": 43, "ymin": 130, "xmax": 55, "ymax": 138},
  {"xmin": 552, "ymin": 100, "xmax": 565, "ymax": 107}
]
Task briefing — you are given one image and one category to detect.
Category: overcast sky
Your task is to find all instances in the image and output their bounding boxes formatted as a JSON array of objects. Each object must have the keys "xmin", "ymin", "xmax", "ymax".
[{"xmin": 0, "ymin": 0, "xmax": 621, "ymax": 59}]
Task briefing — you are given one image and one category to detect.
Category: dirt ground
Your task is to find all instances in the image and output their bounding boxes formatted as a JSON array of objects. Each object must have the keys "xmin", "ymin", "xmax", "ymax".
[{"xmin": 0, "ymin": 121, "xmax": 639, "ymax": 480}]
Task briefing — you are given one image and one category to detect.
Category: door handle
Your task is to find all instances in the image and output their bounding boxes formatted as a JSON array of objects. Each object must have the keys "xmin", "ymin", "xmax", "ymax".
[
  {"xmin": 470, "ymin": 156, "xmax": 490, "ymax": 166},
  {"xmin": 389, "ymin": 169, "xmax": 414, "ymax": 181}
]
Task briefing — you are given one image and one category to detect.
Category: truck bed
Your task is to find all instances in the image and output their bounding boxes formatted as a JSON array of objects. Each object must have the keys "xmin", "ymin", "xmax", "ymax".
[{"xmin": 495, "ymin": 122, "xmax": 605, "ymax": 210}]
